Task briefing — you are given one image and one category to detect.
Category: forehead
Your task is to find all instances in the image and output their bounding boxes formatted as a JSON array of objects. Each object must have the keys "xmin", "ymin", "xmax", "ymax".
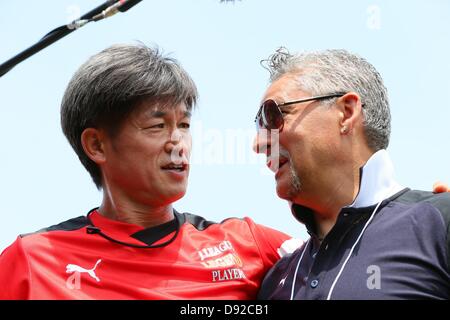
[
  {"xmin": 133, "ymin": 100, "xmax": 191, "ymax": 118},
  {"xmin": 262, "ymin": 74, "xmax": 307, "ymax": 103}
]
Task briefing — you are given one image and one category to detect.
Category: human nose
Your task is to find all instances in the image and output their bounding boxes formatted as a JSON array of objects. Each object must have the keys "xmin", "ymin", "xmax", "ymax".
[
  {"xmin": 253, "ymin": 128, "xmax": 283, "ymax": 172},
  {"xmin": 165, "ymin": 129, "xmax": 190, "ymax": 163},
  {"xmin": 253, "ymin": 128, "xmax": 271, "ymax": 156}
]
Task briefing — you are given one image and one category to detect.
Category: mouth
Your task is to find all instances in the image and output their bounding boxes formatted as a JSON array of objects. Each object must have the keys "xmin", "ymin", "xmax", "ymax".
[
  {"xmin": 276, "ymin": 158, "xmax": 289, "ymax": 179},
  {"xmin": 267, "ymin": 157, "xmax": 289, "ymax": 175},
  {"xmin": 161, "ymin": 162, "xmax": 188, "ymax": 172},
  {"xmin": 278, "ymin": 158, "xmax": 288, "ymax": 169}
]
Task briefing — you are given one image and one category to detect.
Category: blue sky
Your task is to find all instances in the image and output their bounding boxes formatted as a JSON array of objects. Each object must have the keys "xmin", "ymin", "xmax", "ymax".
[{"xmin": 1, "ymin": 0, "xmax": 449, "ymax": 251}]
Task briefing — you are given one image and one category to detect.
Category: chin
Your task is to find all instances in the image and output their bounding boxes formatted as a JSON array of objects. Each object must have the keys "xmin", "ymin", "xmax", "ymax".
[
  {"xmin": 275, "ymin": 184, "xmax": 292, "ymax": 201},
  {"xmin": 276, "ymin": 179, "xmax": 303, "ymax": 202},
  {"xmin": 167, "ymin": 188, "xmax": 187, "ymax": 203}
]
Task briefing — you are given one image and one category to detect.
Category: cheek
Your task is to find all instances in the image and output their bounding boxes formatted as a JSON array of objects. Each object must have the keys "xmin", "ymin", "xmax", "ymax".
[
  {"xmin": 119, "ymin": 142, "xmax": 162, "ymax": 171},
  {"xmin": 183, "ymin": 134, "xmax": 193, "ymax": 157},
  {"xmin": 279, "ymin": 129, "xmax": 303, "ymax": 156},
  {"xmin": 280, "ymin": 129, "xmax": 314, "ymax": 173}
]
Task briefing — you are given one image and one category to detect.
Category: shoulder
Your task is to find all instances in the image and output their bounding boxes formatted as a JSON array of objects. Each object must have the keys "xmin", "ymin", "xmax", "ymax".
[
  {"xmin": 181, "ymin": 211, "xmax": 261, "ymax": 232},
  {"xmin": 394, "ymin": 189, "xmax": 450, "ymax": 206},
  {"xmin": 393, "ymin": 190, "xmax": 450, "ymax": 225},
  {"xmin": 257, "ymin": 245, "xmax": 304, "ymax": 300},
  {"xmin": 181, "ymin": 212, "xmax": 222, "ymax": 230},
  {"xmin": 180, "ymin": 211, "xmax": 296, "ymax": 254},
  {"xmin": 393, "ymin": 190, "xmax": 450, "ymax": 270},
  {"xmin": 20, "ymin": 216, "xmax": 89, "ymax": 239}
]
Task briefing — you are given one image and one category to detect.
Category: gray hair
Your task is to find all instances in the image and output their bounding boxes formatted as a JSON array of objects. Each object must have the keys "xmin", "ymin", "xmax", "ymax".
[
  {"xmin": 61, "ymin": 43, "xmax": 198, "ymax": 188},
  {"xmin": 262, "ymin": 47, "xmax": 391, "ymax": 151}
]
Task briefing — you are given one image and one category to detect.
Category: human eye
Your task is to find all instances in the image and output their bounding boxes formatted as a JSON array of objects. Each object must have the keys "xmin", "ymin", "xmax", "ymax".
[
  {"xmin": 179, "ymin": 122, "xmax": 190, "ymax": 129},
  {"xmin": 145, "ymin": 123, "xmax": 165, "ymax": 130},
  {"xmin": 280, "ymin": 108, "xmax": 289, "ymax": 115}
]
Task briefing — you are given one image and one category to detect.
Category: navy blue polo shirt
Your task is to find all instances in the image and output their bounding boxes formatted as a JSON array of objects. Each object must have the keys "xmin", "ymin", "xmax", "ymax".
[{"xmin": 258, "ymin": 150, "xmax": 450, "ymax": 300}]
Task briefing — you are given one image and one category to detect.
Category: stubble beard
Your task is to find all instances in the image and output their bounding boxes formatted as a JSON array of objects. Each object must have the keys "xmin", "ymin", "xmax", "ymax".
[{"xmin": 288, "ymin": 162, "xmax": 301, "ymax": 198}]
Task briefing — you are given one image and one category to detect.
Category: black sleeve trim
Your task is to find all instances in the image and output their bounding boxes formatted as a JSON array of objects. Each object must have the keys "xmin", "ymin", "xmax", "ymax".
[
  {"xmin": 20, "ymin": 216, "xmax": 89, "ymax": 238},
  {"xmin": 183, "ymin": 212, "xmax": 218, "ymax": 231}
]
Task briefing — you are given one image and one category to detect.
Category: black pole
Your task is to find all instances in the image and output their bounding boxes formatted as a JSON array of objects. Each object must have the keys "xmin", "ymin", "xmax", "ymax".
[{"xmin": 0, "ymin": 0, "xmax": 116, "ymax": 78}]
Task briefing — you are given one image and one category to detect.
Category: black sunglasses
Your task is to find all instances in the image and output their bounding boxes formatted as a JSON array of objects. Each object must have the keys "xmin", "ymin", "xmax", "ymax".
[{"xmin": 255, "ymin": 92, "xmax": 347, "ymax": 131}]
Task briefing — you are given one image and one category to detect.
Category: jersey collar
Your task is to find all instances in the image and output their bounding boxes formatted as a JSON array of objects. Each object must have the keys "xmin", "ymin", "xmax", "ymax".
[{"xmin": 87, "ymin": 209, "xmax": 182, "ymax": 246}]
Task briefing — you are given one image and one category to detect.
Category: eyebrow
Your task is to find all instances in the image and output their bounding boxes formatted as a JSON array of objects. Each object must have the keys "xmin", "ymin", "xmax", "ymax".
[
  {"xmin": 150, "ymin": 110, "xmax": 192, "ymax": 118},
  {"xmin": 150, "ymin": 110, "xmax": 166, "ymax": 118},
  {"xmin": 184, "ymin": 110, "xmax": 192, "ymax": 118}
]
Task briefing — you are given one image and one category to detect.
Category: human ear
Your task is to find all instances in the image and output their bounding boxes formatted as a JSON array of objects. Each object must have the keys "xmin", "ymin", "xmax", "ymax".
[
  {"xmin": 80, "ymin": 128, "xmax": 106, "ymax": 165},
  {"xmin": 337, "ymin": 92, "xmax": 362, "ymax": 134}
]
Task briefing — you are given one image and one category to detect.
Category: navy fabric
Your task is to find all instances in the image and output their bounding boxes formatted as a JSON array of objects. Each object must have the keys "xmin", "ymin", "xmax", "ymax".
[{"xmin": 258, "ymin": 189, "xmax": 450, "ymax": 300}]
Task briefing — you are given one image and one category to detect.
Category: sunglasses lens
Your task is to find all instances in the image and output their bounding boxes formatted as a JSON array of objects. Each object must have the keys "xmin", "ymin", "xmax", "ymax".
[
  {"xmin": 255, "ymin": 107, "xmax": 264, "ymax": 129},
  {"xmin": 262, "ymin": 100, "xmax": 283, "ymax": 130}
]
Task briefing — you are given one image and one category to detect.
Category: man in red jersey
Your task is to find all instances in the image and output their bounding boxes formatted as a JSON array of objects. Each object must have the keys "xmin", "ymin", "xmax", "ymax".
[{"xmin": 0, "ymin": 43, "xmax": 298, "ymax": 299}]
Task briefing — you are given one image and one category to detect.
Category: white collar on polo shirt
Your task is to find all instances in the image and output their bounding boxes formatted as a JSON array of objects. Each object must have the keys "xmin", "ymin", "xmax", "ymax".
[
  {"xmin": 347, "ymin": 149, "xmax": 404, "ymax": 208},
  {"xmin": 288, "ymin": 149, "xmax": 405, "ymax": 300},
  {"xmin": 287, "ymin": 149, "xmax": 404, "ymax": 212}
]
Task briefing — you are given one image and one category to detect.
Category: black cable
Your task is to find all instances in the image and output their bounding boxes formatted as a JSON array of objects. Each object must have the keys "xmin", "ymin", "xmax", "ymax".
[
  {"xmin": 0, "ymin": 0, "xmax": 237, "ymax": 78},
  {"xmin": 117, "ymin": 0, "xmax": 143, "ymax": 12},
  {"xmin": 0, "ymin": 0, "xmax": 117, "ymax": 78}
]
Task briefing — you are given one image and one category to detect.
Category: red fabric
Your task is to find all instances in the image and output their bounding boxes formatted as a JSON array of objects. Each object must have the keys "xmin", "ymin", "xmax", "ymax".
[{"xmin": 0, "ymin": 211, "xmax": 290, "ymax": 300}]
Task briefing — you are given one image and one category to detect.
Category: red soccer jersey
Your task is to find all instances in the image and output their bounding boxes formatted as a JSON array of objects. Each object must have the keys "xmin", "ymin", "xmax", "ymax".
[{"xmin": 0, "ymin": 209, "xmax": 295, "ymax": 299}]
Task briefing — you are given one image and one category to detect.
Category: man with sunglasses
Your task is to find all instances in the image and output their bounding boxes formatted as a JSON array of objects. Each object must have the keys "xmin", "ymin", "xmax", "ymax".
[{"xmin": 254, "ymin": 48, "xmax": 450, "ymax": 299}]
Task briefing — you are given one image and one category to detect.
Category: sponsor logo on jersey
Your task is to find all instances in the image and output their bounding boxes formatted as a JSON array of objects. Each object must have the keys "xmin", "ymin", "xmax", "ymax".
[
  {"xmin": 212, "ymin": 268, "xmax": 246, "ymax": 282},
  {"xmin": 197, "ymin": 240, "xmax": 247, "ymax": 282},
  {"xmin": 197, "ymin": 240, "xmax": 234, "ymax": 261},
  {"xmin": 200, "ymin": 252, "xmax": 243, "ymax": 268}
]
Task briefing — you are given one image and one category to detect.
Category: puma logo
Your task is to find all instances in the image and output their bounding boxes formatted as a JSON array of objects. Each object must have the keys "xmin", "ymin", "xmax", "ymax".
[{"xmin": 66, "ymin": 259, "xmax": 102, "ymax": 282}]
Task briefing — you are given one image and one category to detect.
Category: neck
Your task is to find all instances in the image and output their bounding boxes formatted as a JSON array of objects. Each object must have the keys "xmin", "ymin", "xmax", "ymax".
[
  {"xmin": 98, "ymin": 186, "xmax": 174, "ymax": 228},
  {"xmin": 310, "ymin": 168, "xmax": 358, "ymax": 240},
  {"xmin": 307, "ymin": 148, "xmax": 373, "ymax": 240}
]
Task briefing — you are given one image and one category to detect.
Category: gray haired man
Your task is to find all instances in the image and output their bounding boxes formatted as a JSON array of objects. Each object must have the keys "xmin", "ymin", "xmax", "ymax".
[{"xmin": 254, "ymin": 48, "xmax": 450, "ymax": 299}]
